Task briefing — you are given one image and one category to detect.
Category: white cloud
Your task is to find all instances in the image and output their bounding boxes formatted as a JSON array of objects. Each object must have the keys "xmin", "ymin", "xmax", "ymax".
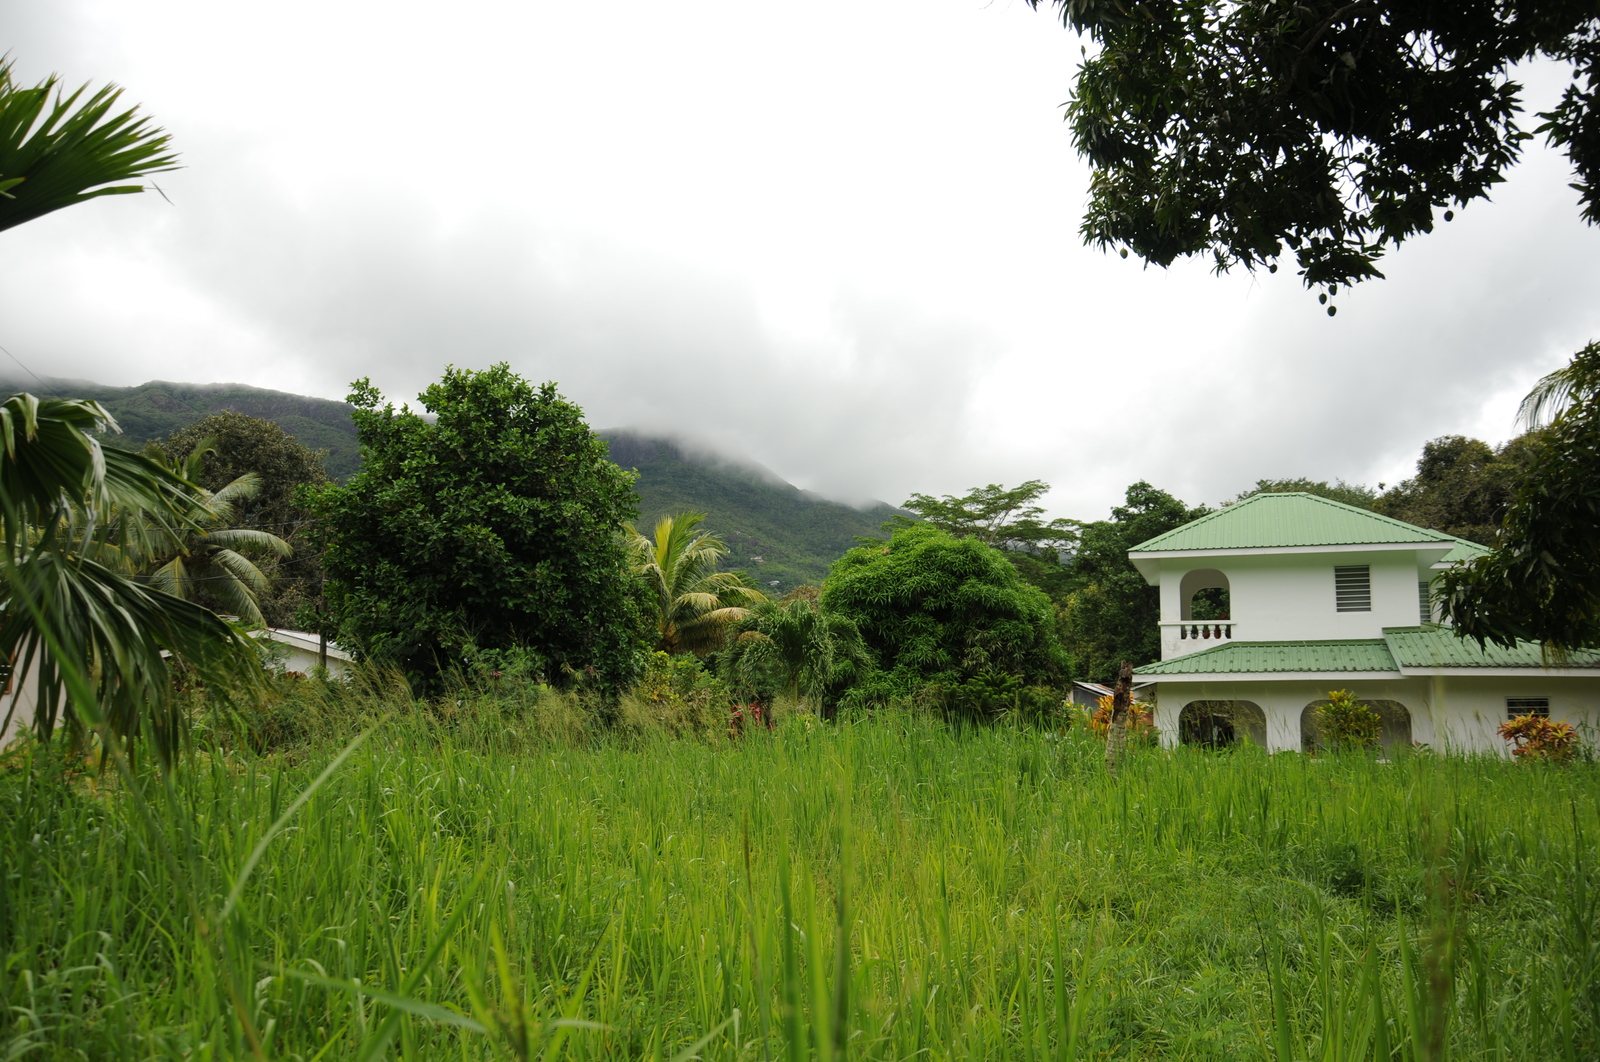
[{"xmin": 3, "ymin": 0, "xmax": 1598, "ymax": 520}]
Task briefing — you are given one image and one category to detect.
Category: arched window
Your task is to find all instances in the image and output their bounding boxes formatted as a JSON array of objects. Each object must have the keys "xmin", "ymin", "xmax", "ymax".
[
  {"xmin": 1301, "ymin": 699, "xmax": 1413, "ymax": 751},
  {"xmin": 1180, "ymin": 568, "xmax": 1230, "ymax": 621},
  {"xmin": 1179, "ymin": 700, "xmax": 1266, "ymax": 748}
]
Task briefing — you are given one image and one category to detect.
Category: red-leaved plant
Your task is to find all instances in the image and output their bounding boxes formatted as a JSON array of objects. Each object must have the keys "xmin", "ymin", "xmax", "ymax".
[
  {"xmin": 1497, "ymin": 713, "xmax": 1579, "ymax": 763},
  {"xmin": 1088, "ymin": 694, "xmax": 1157, "ymax": 745}
]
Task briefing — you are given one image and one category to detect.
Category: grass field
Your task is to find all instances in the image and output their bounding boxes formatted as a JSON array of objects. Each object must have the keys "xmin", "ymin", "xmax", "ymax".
[{"xmin": 1, "ymin": 687, "xmax": 1596, "ymax": 1060}]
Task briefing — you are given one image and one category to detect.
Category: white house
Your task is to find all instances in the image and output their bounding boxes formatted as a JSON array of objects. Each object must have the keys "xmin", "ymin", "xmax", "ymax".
[
  {"xmin": 1128, "ymin": 493, "xmax": 1600, "ymax": 753},
  {"xmin": 253, "ymin": 628, "xmax": 354, "ymax": 680}
]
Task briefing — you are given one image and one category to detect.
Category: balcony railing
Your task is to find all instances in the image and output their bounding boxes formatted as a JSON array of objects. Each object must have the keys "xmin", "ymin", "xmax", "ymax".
[{"xmin": 1160, "ymin": 620, "xmax": 1236, "ymax": 642}]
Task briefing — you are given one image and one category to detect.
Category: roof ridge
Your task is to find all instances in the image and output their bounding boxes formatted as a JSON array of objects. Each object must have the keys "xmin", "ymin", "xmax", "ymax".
[{"xmin": 1130, "ymin": 491, "xmax": 1461, "ymax": 553}]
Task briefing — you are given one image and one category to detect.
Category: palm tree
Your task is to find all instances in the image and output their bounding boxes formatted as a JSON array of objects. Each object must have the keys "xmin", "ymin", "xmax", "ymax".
[
  {"xmin": 0, "ymin": 396, "xmax": 264, "ymax": 760},
  {"xmin": 1517, "ymin": 339, "xmax": 1600, "ymax": 430},
  {"xmin": 722, "ymin": 592, "xmax": 871, "ymax": 711},
  {"xmin": 133, "ymin": 440, "xmax": 292, "ymax": 627},
  {"xmin": 0, "ymin": 58, "xmax": 179, "ymax": 233},
  {"xmin": 625, "ymin": 512, "xmax": 764, "ymax": 655}
]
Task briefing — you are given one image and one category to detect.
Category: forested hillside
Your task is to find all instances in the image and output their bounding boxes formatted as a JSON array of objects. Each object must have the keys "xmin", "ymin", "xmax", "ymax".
[
  {"xmin": 0, "ymin": 376, "xmax": 363, "ymax": 478},
  {"xmin": 0, "ymin": 375, "xmax": 893, "ymax": 588},
  {"xmin": 602, "ymin": 431, "xmax": 900, "ymax": 591}
]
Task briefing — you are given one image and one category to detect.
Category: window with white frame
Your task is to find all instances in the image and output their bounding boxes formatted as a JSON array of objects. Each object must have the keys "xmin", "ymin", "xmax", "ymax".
[
  {"xmin": 1334, "ymin": 565, "xmax": 1372, "ymax": 612},
  {"xmin": 1418, "ymin": 580, "xmax": 1431, "ymax": 623}
]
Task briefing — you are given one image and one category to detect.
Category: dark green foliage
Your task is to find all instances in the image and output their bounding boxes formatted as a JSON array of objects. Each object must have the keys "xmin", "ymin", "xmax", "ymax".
[
  {"xmin": 820, "ymin": 523, "xmax": 1066, "ymax": 704},
  {"xmin": 1375, "ymin": 433, "xmax": 1544, "ymax": 546},
  {"xmin": 158, "ymin": 412, "xmax": 329, "ymax": 628},
  {"xmin": 603, "ymin": 432, "xmax": 900, "ymax": 592},
  {"xmin": 1057, "ymin": 482, "xmax": 1208, "ymax": 683},
  {"xmin": 1443, "ymin": 344, "xmax": 1600, "ymax": 651},
  {"xmin": 1235, "ymin": 478, "xmax": 1379, "ymax": 510},
  {"xmin": 892, "ymin": 480, "xmax": 1078, "ymax": 551},
  {"xmin": 720, "ymin": 592, "xmax": 871, "ymax": 713},
  {"xmin": 305, "ymin": 365, "xmax": 642, "ymax": 692},
  {"xmin": 936, "ymin": 670, "xmax": 1064, "ymax": 727},
  {"xmin": 1027, "ymin": 1, "xmax": 1600, "ymax": 299},
  {"xmin": 889, "ymin": 479, "xmax": 1079, "ymax": 597}
]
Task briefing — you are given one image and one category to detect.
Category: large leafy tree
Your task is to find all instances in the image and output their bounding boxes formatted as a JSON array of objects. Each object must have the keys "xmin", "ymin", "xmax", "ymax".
[
  {"xmin": 626, "ymin": 512, "xmax": 763, "ymax": 655},
  {"xmin": 1234, "ymin": 478, "xmax": 1379, "ymax": 511},
  {"xmin": 821, "ymin": 523, "xmax": 1066, "ymax": 701},
  {"xmin": 1058, "ymin": 481, "xmax": 1208, "ymax": 683},
  {"xmin": 1026, "ymin": 1, "xmax": 1600, "ymax": 305},
  {"xmin": 1373, "ymin": 433, "xmax": 1544, "ymax": 545},
  {"xmin": 158, "ymin": 412, "xmax": 330, "ymax": 627},
  {"xmin": 1441, "ymin": 342, "xmax": 1600, "ymax": 652},
  {"xmin": 891, "ymin": 480, "xmax": 1080, "ymax": 596},
  {"xmin": 305, "ymin": 365, "xmax": 642, "ymax": 691},
  {"xmin": 0, "ymin": 396, "xmax": 263, "ymax": 759},
  {"xmin": 0, "ymin": 58, "xmax": 178, "ymax": 232}
]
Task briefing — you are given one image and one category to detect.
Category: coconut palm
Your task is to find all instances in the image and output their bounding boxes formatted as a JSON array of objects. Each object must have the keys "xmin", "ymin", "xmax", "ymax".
[
  {"xmin": 132, "ymin": 439, "xmax": 292, "ymax": 627},
  {"xmin": 1517, "ymin": 340, "xmax": 1600, "ymax": 430},
  {"xmin": 626, "ymin": 512, "xmax": 764, "ymax": 655},
  {"xmin": 722, "ymin": 592, "xmax": 871, "ymax": 711},
  {"xmin": 0, "ymin": 395, "xmax": 264, "ymax": 760},
  {"xmin": 0, "ymin": 58, "xmax": 179, "ymax": 233}
]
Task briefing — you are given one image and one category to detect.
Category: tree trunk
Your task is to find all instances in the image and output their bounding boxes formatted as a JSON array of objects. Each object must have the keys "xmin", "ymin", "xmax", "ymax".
[{"xmin": 1104, "ymin": 659, "xmax": 1133, "ymax": 777}]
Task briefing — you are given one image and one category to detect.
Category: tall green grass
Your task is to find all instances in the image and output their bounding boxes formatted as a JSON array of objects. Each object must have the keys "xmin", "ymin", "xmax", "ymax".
[{"xmin": 1, "ymin": 698, "xmax": 1595, "ymax": 1059}]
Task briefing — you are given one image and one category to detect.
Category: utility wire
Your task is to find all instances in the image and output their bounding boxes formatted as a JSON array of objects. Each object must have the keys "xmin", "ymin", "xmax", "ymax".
[{"xmin": 0, "ymin": 341, "xmax": 68, "ymax": 400}]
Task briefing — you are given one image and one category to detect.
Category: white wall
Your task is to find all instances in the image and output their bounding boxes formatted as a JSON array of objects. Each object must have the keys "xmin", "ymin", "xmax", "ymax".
[
  {"xmin": 0, "ymin": 658, "xmax": 39, "ymax": 749},
  {"xmin": 1152, "ymin": 678, "xmax": 1433, "ymax": 753},
  {"xmin": 1152, "ymin": 675, "xmax": 1600, "ymax": 754},
  {"xmin": 1159, "ymin": 549, "xmax": 1434, "ymax": 647}
]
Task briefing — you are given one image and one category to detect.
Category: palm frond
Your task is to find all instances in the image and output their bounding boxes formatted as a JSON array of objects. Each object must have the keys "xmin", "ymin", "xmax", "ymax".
[
  {"xmin": 193, "ymin": 551, "xmax": 268, "ymax": 626},
  {"xmin": 1518, "ymin": 341, "xmax": 1600, "ymax": 429},
  {"xmin": 0, "ymin": 549, "xmax": 263, "ymax": 761},
  {"xmin": 147, "ymin": 555, "xmax": 185, "ymax": 597},
  {"xmin": 201, "ymin": 527, "xmax": 291, "ymax": 558},
  {"xmin": 204, "ymin": 471, "xmax": 262, "ymax": 520},
  {"xmin": 0, "ymin": 60, "xmax": 180, "ymax": 234}
]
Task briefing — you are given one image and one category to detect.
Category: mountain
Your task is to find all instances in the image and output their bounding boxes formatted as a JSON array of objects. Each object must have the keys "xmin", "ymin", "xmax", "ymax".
[
  {"xmin": 0, "ymin": 376, "xmax": 363, "ymax": 479},
  {"xmin": 601, "ymin": 431, "xmax": 898, "ymax": 591},
  {"xmin": 0, "ymin": 375, "xmax": 893, "ymax": 588}
]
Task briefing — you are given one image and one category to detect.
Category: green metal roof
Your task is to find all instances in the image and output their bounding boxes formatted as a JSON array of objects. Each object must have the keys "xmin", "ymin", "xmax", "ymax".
[
  {"xmin": 1437, "ymin": 538, "xmax": 1491, "ymax": 566},
  {"xmin": 1135, "ymin": 639, "xmax": 1399, "ymax": 676},
  {"xmin": 1130, "ymin": 493, "xmax": 1460, "ymax": 553},
  {"xmin": 1383, "ymin": 625, "xmax": 1600, "ymax": 669},
  {"xmin": 1135, "ymin": 626, "xmax": 1600, "ymax": 676}
]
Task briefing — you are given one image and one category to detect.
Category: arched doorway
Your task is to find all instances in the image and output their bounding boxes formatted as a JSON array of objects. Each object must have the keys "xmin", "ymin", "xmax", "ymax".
[
  {"xmin": 1301, "ymin": 699, "xmax": 1413, "ymax": 751},
  {"xmin": 1180, "ymin": 700, "xmax": 1266, "ymax": 748},
  {"xmin": 1180, "ymin": 568, "xmax": 1230, "ymax": 621}
]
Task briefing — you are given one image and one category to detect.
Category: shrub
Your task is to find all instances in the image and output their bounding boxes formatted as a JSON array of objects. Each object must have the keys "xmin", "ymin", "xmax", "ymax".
[
  {"xmin": 1314, "ymin": 689, "xmax": 1383, "ymax": 752},
  {"xmin": 1498, "ymin": 713, "xmax": 1579, "ymax": 763},
  {"xmin": 619, "ymin": 651, "xmax": 731, "ymax": 740}
]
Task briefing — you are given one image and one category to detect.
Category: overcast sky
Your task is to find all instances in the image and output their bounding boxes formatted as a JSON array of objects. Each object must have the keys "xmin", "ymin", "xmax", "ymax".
[{"xmin": 5, "ymin": 1, "xmax": 1599, "ymax": 519}]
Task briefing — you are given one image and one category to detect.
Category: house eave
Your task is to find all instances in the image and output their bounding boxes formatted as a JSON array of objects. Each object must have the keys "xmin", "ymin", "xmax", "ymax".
[
  {"xmin": 1137, "ymin": 671, "xmax": 1405, "ymax": 683},
  {"xmin": 1397, "ymin": 666, "xmax": 1600, "ymax": 678}
]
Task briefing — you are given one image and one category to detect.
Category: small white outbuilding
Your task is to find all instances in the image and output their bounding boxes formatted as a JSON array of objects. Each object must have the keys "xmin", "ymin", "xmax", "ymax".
[{"xmin": 252, "ymin": 628, "xmax": 354, "ymax": 679}]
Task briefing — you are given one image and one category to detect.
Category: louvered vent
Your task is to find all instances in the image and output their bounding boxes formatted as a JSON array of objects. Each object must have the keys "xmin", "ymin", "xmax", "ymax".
[
  {"xmin": 1506, "ymin": 697, "xmax": 1550, "ymax": 719},
  {"xmin": 1334, "ymin": 565, "xmax": 1371, "ymax": 612},
  {"xmin": 1418, "ymin": 581, "xmax": 1431, "ymax": 623}
]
